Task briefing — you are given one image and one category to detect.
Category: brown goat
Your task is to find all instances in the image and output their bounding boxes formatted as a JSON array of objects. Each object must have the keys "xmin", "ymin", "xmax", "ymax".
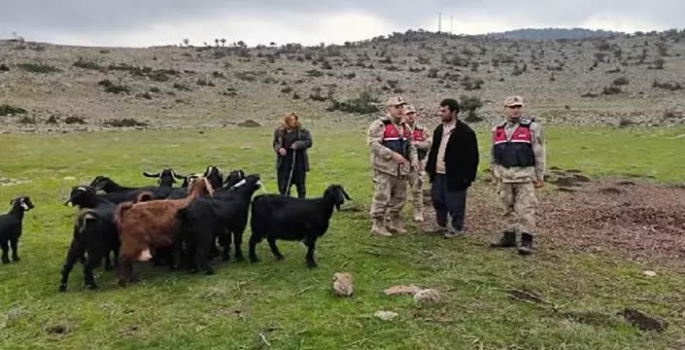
[{"xmin": 114, "ymin": 176, "xmax": 214, "ymax": 285}]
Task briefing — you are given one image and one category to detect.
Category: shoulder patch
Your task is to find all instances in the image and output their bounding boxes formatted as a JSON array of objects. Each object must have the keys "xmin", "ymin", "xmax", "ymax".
[{"xmin": 520, "ymin": 118, "xmax": 532, "ymax": 126}]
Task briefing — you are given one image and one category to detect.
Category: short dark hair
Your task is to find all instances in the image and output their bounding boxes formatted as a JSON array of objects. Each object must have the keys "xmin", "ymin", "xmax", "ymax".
[{"xmin": 440, "ymin": 98, "xmax": 460, "ymax": 114}]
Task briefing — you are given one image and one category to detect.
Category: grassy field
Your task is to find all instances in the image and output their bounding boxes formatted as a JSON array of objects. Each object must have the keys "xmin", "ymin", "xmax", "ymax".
[{"xmin": 0, "ymin": 125, "xmax": 684, "ymax": 349}]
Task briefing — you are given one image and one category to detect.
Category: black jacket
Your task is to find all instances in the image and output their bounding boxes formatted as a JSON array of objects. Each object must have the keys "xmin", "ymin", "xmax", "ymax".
[{"xmin": 425, "ymin": 120, "xmax": 480, "ymax": 191}]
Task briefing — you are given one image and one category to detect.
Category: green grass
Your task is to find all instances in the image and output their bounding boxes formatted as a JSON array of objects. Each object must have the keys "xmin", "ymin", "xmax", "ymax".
[{"xmin": 0, "ymin": 126, "xmax": 684, "ymax": 349}]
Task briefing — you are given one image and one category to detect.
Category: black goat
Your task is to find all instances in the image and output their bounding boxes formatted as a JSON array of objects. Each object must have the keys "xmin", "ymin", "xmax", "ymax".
[
  {"xmin": 60, "ymin": 186, "xmax": 119, "ymax": 291},
  {"xmin": 0, "ymin": 196, "xmax": 35, "ymax": 264},
  {"xmin": 89, "ymin": 176, "xmax": 173, "ymax": 204},
  {"xmin": 202, "ymin": 165, "xmax": 224, "ymax": 190},
  {"xmin": 176, "ymin": 174, "xmax": 260, "ymax": 274},
  {"xmin": 142, "ymin": 168, "xmax": 185, "ymax": 187},
  {"xmin": 248, "ymin": 185, "xmax": 351, "ymax": 268}
]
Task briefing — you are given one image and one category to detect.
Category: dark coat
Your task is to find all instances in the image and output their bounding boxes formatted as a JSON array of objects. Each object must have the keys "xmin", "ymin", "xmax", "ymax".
[
  {"xmin": 273, "ymin": 127, "xmax": 312, "ymax": 172},
  {"xmin": 425, "ymin": 120, "xmax": 480, "ymax": 191}
]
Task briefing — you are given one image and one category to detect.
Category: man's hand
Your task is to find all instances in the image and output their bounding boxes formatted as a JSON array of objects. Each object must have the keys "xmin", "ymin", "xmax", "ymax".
[
  {"xmin": 534, "ymin": 179, "xmax": 544, "ymax": 188},
  {"xmin": 392, "ymin": 152, "xmax": 408, "ymax": 165},
  {"xmin": 290, "ymin": 143, "xmax": 298, "ymax": 150},
  {"xmin": 410, "ymin": 160, "xmax": 419, "ymax": 171},
  {"xmin": 278, "ymin": 148, "xmax": 287, "ymax": 156}
]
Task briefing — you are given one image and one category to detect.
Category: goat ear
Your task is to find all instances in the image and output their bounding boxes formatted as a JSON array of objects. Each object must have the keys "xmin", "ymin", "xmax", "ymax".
[
  {"xmin": 143, "ymin": 171, "xmax": 159, "ymax": 178},
  {"xmin": 341, "ymin": 188, "xmax": 352, "ymax": 201}
]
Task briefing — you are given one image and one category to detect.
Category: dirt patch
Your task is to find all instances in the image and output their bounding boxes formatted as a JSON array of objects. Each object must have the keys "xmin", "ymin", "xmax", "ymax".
[
  {"xmin": 45, "ymin": 324, "xmax": 69, "ymax": 335},
  {"xmin": 507, "ymin": 288, "xmax": 546, "ymax": 304},
  {"xmin": 599, "ymin": 187, "xmax": 621, "ymax": 194},
  {"xmin": 420, "ymin": 176, "xmax": 685, "ymax": 267},
  {"xmin": 560, "ymin": 311, "xmax": 621, "ymax": 328},
  {"xmin": 619, "ymin": 309, "xmax": 667, "ymax": 332},
  {"xmin": 549, "ymin": 176, "xmax": 583, "ymax": 187}
]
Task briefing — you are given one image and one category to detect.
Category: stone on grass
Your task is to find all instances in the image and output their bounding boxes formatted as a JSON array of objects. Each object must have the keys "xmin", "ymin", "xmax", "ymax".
[
  {"xmin": 374, "ymin": 311, "xmax": 398, "ymax": 321},
  {"xmin": 413, "ymin": 289, "xmax": 441, "ymax": 304},
  {"xmin": 332, "ymin": 272, "xmax": 353, "ymax": 297},
  {"xmin": 383, "ymin": 285, "xmax": 422, "ymax": 296}
]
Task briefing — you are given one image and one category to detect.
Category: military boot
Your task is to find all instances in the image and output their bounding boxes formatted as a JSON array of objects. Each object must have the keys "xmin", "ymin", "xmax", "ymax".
[
  {"xmin": 490, "ymin": 231, "xmax": 517, "ymax": 248},
  {"xmin": 387, "ymin": 214, "xmax": 407, "ymax": 234},
  {"xmin": 371, "ymin": 217, "xmax": 392, "ymax": 237},
  {"xmin": 518, "ymin": 233, "xmax": 535, "ymax": 255}
]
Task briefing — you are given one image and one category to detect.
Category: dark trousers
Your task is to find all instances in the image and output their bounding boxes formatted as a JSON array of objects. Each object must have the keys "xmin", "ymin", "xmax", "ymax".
[
  {"xmin": 277, "ymin": 167, "xmax": 306, "ymax": 198},
  {"xmin": 431, "ymin": 174, "xmax": 468, "ymax": 231}
]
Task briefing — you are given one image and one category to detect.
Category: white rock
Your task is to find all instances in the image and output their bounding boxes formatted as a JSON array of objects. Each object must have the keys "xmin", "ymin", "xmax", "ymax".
[
  {"xmin": 413, "ymin": 289, "xmax": 441, "ymax": 304},
  {"xmin": 643, "ymin": 270, "xmax": 657, "ymax": 277},
  {"xmin": 374, "ymin": 311, "xmax": 398, "ymax": 321}
]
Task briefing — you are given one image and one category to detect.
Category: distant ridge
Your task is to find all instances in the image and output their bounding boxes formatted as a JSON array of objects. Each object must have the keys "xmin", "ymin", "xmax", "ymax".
[{"xmin": 483, "ymin": 27, "xmax": 622, "ymax": 40}]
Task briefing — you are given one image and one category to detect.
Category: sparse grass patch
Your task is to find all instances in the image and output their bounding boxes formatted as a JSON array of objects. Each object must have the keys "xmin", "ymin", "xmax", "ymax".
[
  {"xmin": 73, "ymin": 58, "xmax": 104, "ymax": 71},
  {"xmin": 17, "ymin": 62, "xmax": 61, "ymax": 74},
  {"xmin": 98, "ymin": 79, "xmax": 131, "ymax": 94},
  {"xmin": 326, "ymin": 88, "xmax": 380, "ymax": 115}
]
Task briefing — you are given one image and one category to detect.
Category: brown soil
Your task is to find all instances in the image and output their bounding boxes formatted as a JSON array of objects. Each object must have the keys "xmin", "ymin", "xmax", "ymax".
[{"xmin": 418, "ymin": 169, "xmax": 685, "ymax": 267}]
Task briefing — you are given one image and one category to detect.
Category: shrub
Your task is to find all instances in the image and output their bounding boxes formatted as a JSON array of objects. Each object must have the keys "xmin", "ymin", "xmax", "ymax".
[
  {"xmin": 103, "ymin": 118, "xmax": 148, "ymax": 127},
  {"xmin": 17, "ymin": 63, "xmax": 61, "ymax": 74},
  {"xmin": 234, "ymin": 71, "xmax": 257, "ymax": 82},
  {"xmin": 652, "ymin": 80, "xmax": 682, "ymax": 91},
  {"xmin": 149, "ymin": 87, "xmax": 161, "ymax": 93},
  {"xmin": 173, "ymin": 83, "xmax": 192, "ymax": 91},
  {"xmin": 281, "ymin": 86, "xmax": 293, "ymax": 94},
  {"xmin": 649, "ymin": 59, "xmax": 665, "ymax": 70},
  {"xmin": 98, "ymin": 79, "xmax": 130, "ymax": 94},
  {"xmin": 602, "ymin": 86, "xmax": 622, "ymax": 95},
  {"xmin": 613, "ymin": 77, "xmax": 629, "ymax": 86},
  {"xmin": 0, "ymin": 64, "xmax": 8, "ymax": 72},
  {"xmin": 18, "ymin": 116, "xmax": 37, "ymax": 125},
  {"xmin": 305, "ymin": 70, "xmax": 323, "ymax": 77},
  {"xmin": 65, "ymin": 116, "xmax": 87, "ymax": 125},
  {"xmin": 73, "ymin": 58, "xmax": 103, "ymax": 71},
  {"xmin": 0, "ymin": 104, "xmax": 27, "ymax": 116},
  {"xmin": 326, "ymin": 88, "xmax": 380, "ymax": 115},
  {"xmin": 460, "ymin": 95, "xmax": 484, "ymax": 122},
  {"xmin": 445, "ymin": 54, "xmax": 469, "ymax": 67},
  {"xmin": 196, "ymin": 78, "xmax": 215, "ymax": 87},
  {"xmin": 427, "ymin": 68, "xmax": 439, "ymax": 78}
]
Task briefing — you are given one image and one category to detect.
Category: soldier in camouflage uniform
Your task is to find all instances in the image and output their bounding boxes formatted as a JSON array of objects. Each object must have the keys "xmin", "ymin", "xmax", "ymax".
[
  {"xmin": 367, "ymin": 96, "xmax": 419, "ymax": 237},
  {"xmin": 404, "ymin": 104, "xmax": 432, "ymax": 222},
  {"xmin": 489, "ymin": 96, "xmax": 546, "ymax": 255}
]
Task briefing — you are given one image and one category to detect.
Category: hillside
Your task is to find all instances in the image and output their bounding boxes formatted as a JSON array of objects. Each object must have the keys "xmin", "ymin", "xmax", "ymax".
[
  {"xmin": 484, "ymin": 28, "xmax": 621, "ymax": 40},
  {"xmin": 1, "ymin": 29, "xmax": 684, "ymax": 133}
]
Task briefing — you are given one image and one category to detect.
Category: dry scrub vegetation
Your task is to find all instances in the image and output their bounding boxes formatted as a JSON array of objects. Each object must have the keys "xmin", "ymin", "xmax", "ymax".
[{"xmin": 1, "ymin": 29, "xmax": 685, "ymax": 132}]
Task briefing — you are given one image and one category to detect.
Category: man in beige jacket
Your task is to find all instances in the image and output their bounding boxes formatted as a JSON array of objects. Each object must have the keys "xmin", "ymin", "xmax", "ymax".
[
  {"xmin": 489, "ymin": 96, "xmax": 546, "ymax": 255},
  {"xmin": 367, "ymin": 96, "xmax": 419, "ymax": 237}
]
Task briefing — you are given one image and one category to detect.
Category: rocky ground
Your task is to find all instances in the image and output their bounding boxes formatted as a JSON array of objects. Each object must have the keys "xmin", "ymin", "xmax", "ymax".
[
  {"xmin": 419, "ymin": 169, "xmax": 685, "ymax": 268},
  {"xmin": 1, "ymin": 30, "xmax": 685, "ymax": 133}
]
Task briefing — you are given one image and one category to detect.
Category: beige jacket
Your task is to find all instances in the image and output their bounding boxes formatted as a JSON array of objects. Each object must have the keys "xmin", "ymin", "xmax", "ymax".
[{"xmin": 367, "ymin": 116, "xmax": 418, "ymax": 177}]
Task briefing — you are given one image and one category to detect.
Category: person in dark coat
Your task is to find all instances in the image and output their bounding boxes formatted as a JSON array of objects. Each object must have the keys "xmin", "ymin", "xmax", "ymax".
[
  {"xmin": 273, "ymin": 113, "xmax": 312, "ymax": 198},
  {"xmin": 424, "ymin": 98, "xmax": 480, "ymax": 238}
]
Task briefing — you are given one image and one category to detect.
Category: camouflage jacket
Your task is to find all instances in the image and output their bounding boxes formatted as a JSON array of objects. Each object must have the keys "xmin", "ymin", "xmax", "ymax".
[
  {"xmin": 406, "ymin": 122, "xmax": 432, "ymax": 162},
  {"xmin": 367, "ymin": 115, "xmax": 418, "ymax": 177},
  {"xmin": 490, "ymin": 118, "xmax": 546, "ymax": 183}
]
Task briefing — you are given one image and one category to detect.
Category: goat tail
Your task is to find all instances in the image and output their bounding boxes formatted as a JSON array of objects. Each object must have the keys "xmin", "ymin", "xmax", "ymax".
[
  {"xmin": 136, "ymin": 191, "xmax": 154, "ymax": 203},
  {"xmin": 75, "ymin": 209, "xmax": 99, "ymax": 235}
]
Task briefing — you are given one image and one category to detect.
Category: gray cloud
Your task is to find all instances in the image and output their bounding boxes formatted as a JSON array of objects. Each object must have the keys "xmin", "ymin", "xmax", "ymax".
[{"xmin": 1, "ymin": 0, "xmax": 683, "ymax": 43}]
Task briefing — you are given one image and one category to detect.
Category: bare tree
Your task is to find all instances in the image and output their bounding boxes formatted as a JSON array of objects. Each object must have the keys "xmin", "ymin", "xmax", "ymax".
[
  {"xmin": 220, "ymin": 38, "xmax": 226, "ymax": 47},
  {"xmin": 183, "ymin": 38, "xmax": 190, "ymax": 46}
]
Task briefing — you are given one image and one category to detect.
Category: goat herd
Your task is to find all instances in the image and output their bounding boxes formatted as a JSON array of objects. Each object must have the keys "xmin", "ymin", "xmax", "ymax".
[{"xmin": 0, "ymin": 166, "xmax": 351, "ymax": 292}]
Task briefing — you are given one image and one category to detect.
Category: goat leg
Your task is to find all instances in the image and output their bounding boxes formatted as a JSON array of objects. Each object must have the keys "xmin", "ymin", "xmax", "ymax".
[
  {"xmin": 104, "ymin": 252, "xmax": 114, "ymax": 271},
  {"xmin": 59, "ymin": 239, "xmax": 83, "ymax": 292},
  {"xmin": 248, "ymin": 235, "xmax": 261, "ymax": 263},
  {"xmin": 233, "ymin": 230, "xmax": 245, "ymax": 262},
  {"xmin": 304, "ymin": 238, "xmax": 317, "ymax": 268},
  {"xmin": 10, "ymin": 238, "xmax": 20, "ymax": 262},
  {"xmin": 218, "ymin": 231, "xmax": 230, "ymax": 262},
  {"xmin": 83, "ymin": 253, "xmax": 101, "ymax": 290},
  {"xmin": 267, "ymin": 238, "xmax": 284, "ymax": 261},
  {"xmin": 1, "ymin": 240, "xmax": 10, "ymax": 264},
  {"xmin": 195, "ymin": 233, "xmax": 214, "ymax": 276}
]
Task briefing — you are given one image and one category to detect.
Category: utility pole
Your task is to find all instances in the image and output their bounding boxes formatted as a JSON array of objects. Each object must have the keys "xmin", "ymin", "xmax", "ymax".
[
  {"xmin": 438, "ymin": 13, "xmax": 442, "ymax": 33},
  {"xmin": 451, "ymin": 15, "xmax": 454, "ymax": 34}
]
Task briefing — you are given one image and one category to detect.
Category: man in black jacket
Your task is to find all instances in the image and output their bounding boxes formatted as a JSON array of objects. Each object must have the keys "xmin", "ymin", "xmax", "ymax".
[{"xmin": 425, "ymin": 98, "xmax": 480, "ymax": 238}]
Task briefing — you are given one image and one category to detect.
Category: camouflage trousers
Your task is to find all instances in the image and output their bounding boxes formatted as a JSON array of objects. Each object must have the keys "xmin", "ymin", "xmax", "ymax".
[
  {"xmin": 408, "ymin": 168, "xmax": 424, "ymax": 214},
  {"xmin": 497, "ymin": 181, "xmax": 539, "ymax": 235},
  {"xmin": 370, "ymin": 170, "xmax": 408, "ymax": 218}
]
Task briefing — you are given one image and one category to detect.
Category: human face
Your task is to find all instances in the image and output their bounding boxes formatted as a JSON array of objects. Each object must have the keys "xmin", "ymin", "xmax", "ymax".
[
  {"xmin": 285, "ymin": 114, "xmax": 298, "ymax": 128},
  {"xmin": 505, "ymin": 105, "xmax": 523, "ymax": 120},
  {"xmin": 388, "ymin": 104, "xmax": 405, "ymax": 121},
  {"xmin": 405, "ymin": 111, "xmax": 416, "ymax": 124},
  {"xmin": 440, "ymin": 105, "xmax": 455, "ymax": 123}
]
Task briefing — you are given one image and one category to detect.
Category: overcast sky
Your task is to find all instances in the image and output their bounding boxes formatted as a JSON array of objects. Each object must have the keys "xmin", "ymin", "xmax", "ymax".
[{"xmin": 1, "ymin": 1, "xmax": 682, "ymax": 47}]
